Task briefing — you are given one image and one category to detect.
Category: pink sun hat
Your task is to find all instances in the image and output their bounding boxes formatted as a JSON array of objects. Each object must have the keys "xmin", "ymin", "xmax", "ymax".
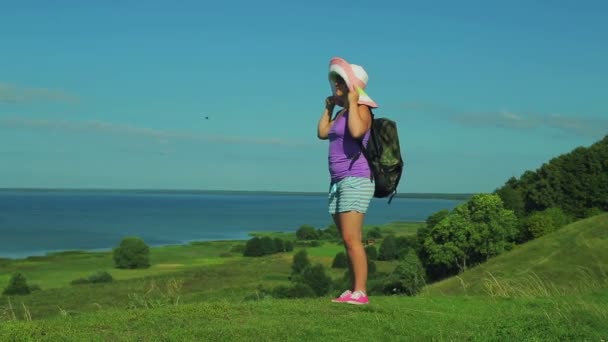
[{"xmin": 328, "ymin": 56, "xmax": 379, "ymax": 108}]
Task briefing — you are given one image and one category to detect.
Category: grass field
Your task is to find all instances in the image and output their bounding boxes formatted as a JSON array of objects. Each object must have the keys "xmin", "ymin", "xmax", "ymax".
[
  {"xmin": 2, "ymin": 290, "xmax": 606, "ymax": 341},
  {"xmin": 1, "ymin": 217, "xmax": 607, "ymax": 340}
]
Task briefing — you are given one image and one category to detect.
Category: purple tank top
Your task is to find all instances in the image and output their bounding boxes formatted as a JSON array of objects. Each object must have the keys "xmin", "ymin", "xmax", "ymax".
[{"xmin": 328, "ymin": 111, "xmax": 371, "ymax": 183}]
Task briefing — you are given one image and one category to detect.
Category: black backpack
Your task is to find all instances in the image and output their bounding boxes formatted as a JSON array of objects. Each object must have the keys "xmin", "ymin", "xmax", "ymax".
[{"xmin": 356, "ymin": 113, "xmax": 404, "ymax": 203}]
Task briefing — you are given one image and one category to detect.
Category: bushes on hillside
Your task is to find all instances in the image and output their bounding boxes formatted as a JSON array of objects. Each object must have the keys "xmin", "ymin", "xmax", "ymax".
[
  {"xmin": 494, "ymin": 135, "xmax": 608, "ymax": 218},
  {"xmin": 367, "ymin": 227, "xmax": 383, "ymax": 239},
  {"xmin": 419, "ymin": 194, "xmax": 518, "ymax": 281},
  {"xmin": 520, "ymin": 207, "xmax": 571, "ymax": 241},
  {"xmin": 331, "ymin": 252, "xmax": 348, "ymax": 268},
  {"xmin": 301, "ymin": 264, "xmax": 333, "ymax": 296},
  {"xmin": 113, "ymin": 237, "xmax": 150, "ymax": 269},
  {"xmin": 71, "ymin": 271, "xmax": 114, "ymax": 285},
  {"xmin": 378, "ymin": 235, "xmax": 397, "ymax": 261},
  {"xmin": 365, "ymin": 245, "xmax": 378, "ymax": 261},
  {"xmin": 243, "ymin": 237, "xmax": 293, "ymax": 257},
  {"xmin": 295, "ymin": 224, "xmax": 340, "ymax": 242},
  {"xmin": 291, "ymin": 249, "xmax": 310, "ymax": 276},
  {"xmin": 370, "ymin": 251, "xmax": 426, "ymax": 296},
  {"xmin": 247, "ymin": 248, "xmax": 333, "ymax": 300},
  {"xmin": 296, "ymin": 225, "xmax": 319, "ymax": 240},
  {"xmin": 2, "ymin": 272, "xmax": 31, "ymax": 296}
]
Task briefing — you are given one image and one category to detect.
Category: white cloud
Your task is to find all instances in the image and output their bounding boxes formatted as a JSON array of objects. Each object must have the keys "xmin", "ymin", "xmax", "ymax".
[
  {"xmin": 0, "ymin": 116, "xmax": 313, "ymax": 147},
  {"xmin": 400, "ymin": 102, "xmax": 608, "ymax": 138},
  {"xmin": 0, "ymin": 82, "xmax": 78, "ymax": 104}
]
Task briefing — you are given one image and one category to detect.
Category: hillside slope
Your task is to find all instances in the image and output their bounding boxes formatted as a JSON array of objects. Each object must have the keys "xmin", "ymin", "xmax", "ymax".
[
  {"xmin": 1, "ymin": 293, "xmax": 607, "ymax": 341},
  {"xmin": 424, "ymin": 213, "xmax": 608, "ymax": 296}
]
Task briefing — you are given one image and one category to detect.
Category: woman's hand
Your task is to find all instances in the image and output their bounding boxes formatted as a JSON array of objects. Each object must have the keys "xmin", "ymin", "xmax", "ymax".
[
  {"xmin": 348, "ymin": 87, "xmax": 360, "ymax": 105},
  {"xmin": 325, "ymin": 96, "xmax": 336, "ymax": 109}
]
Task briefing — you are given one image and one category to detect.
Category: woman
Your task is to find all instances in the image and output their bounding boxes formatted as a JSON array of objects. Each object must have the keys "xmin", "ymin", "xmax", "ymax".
[{"xmin": 317, "ymin": 57, "xmax": 378, "ymax": 305}]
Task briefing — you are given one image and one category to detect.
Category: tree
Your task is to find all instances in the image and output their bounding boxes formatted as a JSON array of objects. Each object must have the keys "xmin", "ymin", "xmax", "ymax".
[
  {"xmin": 292, "ymin": 249, "xmax": 310, "ymax": 275},
  {"xmin": 113, "ymin": 237, "xmax": 150, "ymax": 269},
  {"xmin": 417, "ymin": 209, "xmax": 449, "ymax": 252},
  {"xmin": 421, "ymin": 194, "xmax": 518, "ymax": 277},
  {"xmin": 243, "ymin": 237, "xmax": 264, "ymax": 257},
  {"xmin": 378, "ymin": 235, "xmax": 397, "ymax": 260},
  {"xmin": 396, "ymin": 236, "xmax": 417, "ymax": 259},
  {"xmin": 284, "ymin": 240, "xmax": 294, "ymax": 252},
  {"xmin": 365, "ymin": 245, "xmax": 378, "ymax": 261},
  {"xmin": 331, "ymin": 252, "xmax": 348, "ymax": 268},
  {"xmin": 3, "ymin": 272, "xmax": 31, "ymax": 295},
  {"xmin": 495, "ymin": 185, "xmax": 525, "ymax": 218},
  {"xmin": 520, "ymin": 207, "xmax": 571, "ymax": 241},
  {"xmin": 296, "ymin": 225, "xmax": 319, "ymax": 240},
  {"xmin": 301, "ymin": 264, "xmax": 332, "ymax": 296},
  {"xmin": 260, "ymin": 236, "xmax": 277, "ymax": 255},
  {"xmin": 426, "ymin": 209, "xmax": 449, "ymax": 229},
  {"xmin": 382, "ymin": 251, "xmax": 426, "ymax": 296},
  {"xmin": 274, "ymin": 238, "xmax": 285, "ymax": 253},
  {"xmin": 497, "ymin": 136, "xmax": 608, "ymax": 218},
  {"xmin": 319, "ymin": 224, "xmax": 339, "ymax": 240},
  {"xmin": 367, "ymin": 227, "xmax": 382, "ymax": 239}
]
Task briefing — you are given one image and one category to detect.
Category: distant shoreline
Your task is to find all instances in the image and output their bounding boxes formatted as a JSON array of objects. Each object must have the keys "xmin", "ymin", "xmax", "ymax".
[{"xmin": 0, "ymin": 188, "xmax": 474, "ymax": 201}]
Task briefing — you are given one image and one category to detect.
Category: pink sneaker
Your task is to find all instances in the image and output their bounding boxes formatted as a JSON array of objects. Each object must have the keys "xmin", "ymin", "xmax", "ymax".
[
  {"xmin": 331, "ymin": 290, "xmax": 352, "ymax": 303},
  {"xmin": 347, "ymin": 291, "xmax": 369, "ymax": 305}
]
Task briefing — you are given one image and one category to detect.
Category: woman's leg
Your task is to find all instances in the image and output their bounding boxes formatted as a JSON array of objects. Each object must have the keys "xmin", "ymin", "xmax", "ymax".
[
  {"xmin": 333, "ymin": 213, "xmax": 355, "ymax": 290},
  {"xmin": 337, "ymin": 210, "xmax": 367, "ymax": 293}
]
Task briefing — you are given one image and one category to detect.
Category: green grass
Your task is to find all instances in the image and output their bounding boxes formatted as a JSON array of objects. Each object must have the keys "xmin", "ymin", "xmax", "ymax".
[
  {"xmin": 2, "ymin": 291, "xmax": 606, "ymax": 341},
  {"xmin": 2, "ymin": 218, "xmax": 607, "ymax": 340},
  {"xmin": 0, "ymin": 241, "xmax": 244, "ymax": 290},
  {"xmin": 424, "ymin": 213, "xmax": 608, "ymax": 297}
]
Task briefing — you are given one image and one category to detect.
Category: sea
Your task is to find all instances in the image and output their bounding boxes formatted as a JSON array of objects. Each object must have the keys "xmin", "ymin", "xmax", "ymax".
[{"xmin": 0, "ymin": 190, "xmax": 463, "ymax": 259}]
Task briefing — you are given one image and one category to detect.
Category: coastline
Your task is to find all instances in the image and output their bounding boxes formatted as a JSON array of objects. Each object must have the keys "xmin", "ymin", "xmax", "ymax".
[
  {"xmin": 0, "ymin": 188, "xmax": 474, "ymax": 201},
  {"xmin": 0, "ymin": 221, "xmax": 424, "ymax": 261}
]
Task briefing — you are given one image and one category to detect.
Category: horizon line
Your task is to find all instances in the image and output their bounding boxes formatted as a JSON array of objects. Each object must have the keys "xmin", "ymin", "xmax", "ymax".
[{"xmin": 0, "ymin": 187, "xmax": 475, "ymax": 199}]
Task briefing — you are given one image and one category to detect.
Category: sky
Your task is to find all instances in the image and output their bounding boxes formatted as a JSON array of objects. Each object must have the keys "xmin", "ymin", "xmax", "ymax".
[{"xmin": 1, "ymin": 0, "xmax": 607, "ymax": 193}]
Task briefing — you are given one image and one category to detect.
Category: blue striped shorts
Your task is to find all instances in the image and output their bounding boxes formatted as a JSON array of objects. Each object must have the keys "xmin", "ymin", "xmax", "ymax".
[{"xmin": 328, "ymin": 176, "xmax": 375, "ymax": 214}]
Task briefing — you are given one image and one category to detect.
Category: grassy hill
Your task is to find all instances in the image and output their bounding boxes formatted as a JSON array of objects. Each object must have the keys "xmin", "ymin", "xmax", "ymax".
[
  {"xmin": 1, "ymin": 219, "xmax": 607, "ymax": 340},
  {"xmin": 2, "ymin": 290, "xmax": 607, "ymax": 341},
  {"xmin": 424, "ymin": 213, "xmax": 608, "ymax": 297}
]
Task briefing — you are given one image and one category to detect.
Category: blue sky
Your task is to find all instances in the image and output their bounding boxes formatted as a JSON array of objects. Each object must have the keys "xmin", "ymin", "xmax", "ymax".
[{"xmin": 1, "ymin": 0, "xmax": 607, "ymax": 193}]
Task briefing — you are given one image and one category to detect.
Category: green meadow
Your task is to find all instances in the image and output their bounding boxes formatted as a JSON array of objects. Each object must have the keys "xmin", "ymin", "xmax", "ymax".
[{"xmin": 1, "ymin": 217, "xmax": 607, "ymax": 340}]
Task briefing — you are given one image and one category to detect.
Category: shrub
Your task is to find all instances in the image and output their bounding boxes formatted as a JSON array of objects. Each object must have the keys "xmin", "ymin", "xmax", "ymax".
[
  {"xmin": 296, "ymin": 225, "xmax": 319, "ymax": 240},
  {"xmin": 331, "ymin": 252, "xmax": 349, "ymax": 268},
  {"xmin": 3, "ymin": 272, "xmax": 31, "ymax": 295},
  {"xmin": 274, "ymin": 238, "xmax": 285, "ymax": 253},
  {"xmin": 301, "ymin": 264, "xmax": 332, "ymax": 296},
  {"xmin": 243, "ymin": 237, "xmax": 264, "ymax": 257},
  {"xmin": 365, "ymin": 245, "xmax": 378, "ymax": 260},
  {"xmin": 71, "ymin": 271, "xmax": 114, "ymax": 285},
  {"xmin": 522, "ymin": 207, "xmax": 571, "ymax": 240},
  {"xmin": 113, "ymin": 237, "xmax": 151, "ymax": 269},
  {"xmin": 260, "ymin": 236, "xmax": 277, "ymax": 255},
  {"xmin": 367, "ymin": 227, "xmax": 383, "ymax": 239},
  {"xmin": 382, "ymin": 251, "xmax": 426, "ymax": 296},
  {"xmin": 292, "ymin": 249, "xmax": 310, "ymax": 275},
  {"xmin": 378, "ymin": 235, "xmax": 398, "ymax": 260},
  {"xmin": 284, "ymin": 240, "xmax": 294, "ymax": 252},
  {"xmin": 584, "ymin": 207, "xmax": 605, "ymax": 218},
  {"xmin": 88, "ymin": 271, "xmax": 113, "ymax": 284},
  {"xmin": 319, "ymin": 224, "xmax": 339, "ymax": 240},
  {"xmin": 368, "ymin": 260, "xmax": 377, "ymax": 276}
]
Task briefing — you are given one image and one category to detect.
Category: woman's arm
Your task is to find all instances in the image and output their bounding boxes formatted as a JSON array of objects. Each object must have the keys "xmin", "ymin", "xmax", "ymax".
[
  {"xmin": 346, "ymin": 90, "xmax": 372, "ymax": 138},
  {"xmin": 317, "ymin": 97, "xmax": 336, "ymax": 140}
]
